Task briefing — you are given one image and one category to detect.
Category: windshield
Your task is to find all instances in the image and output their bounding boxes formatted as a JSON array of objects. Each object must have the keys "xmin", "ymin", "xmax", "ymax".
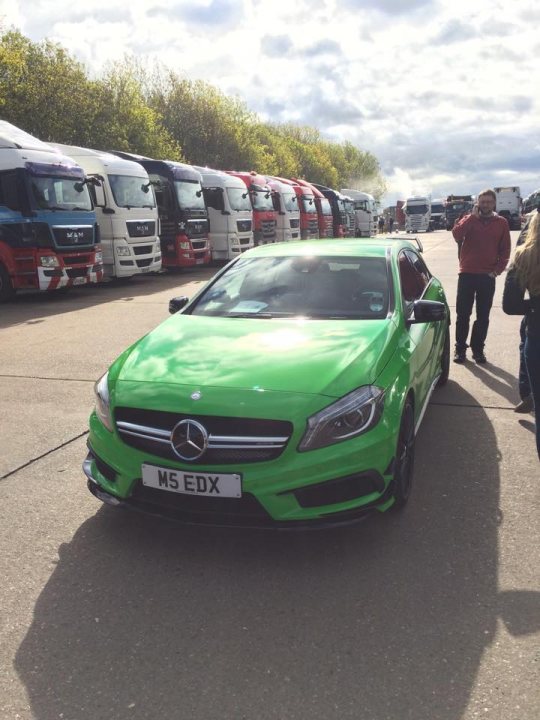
[
  {"xmin": 189, "ymin": 255, "xmax": 390, "ymax": 320},
  {"xmin": 108, "ymin": 174, "xmax": 156, "ymax": 209},
  {"xmin": 431, "ymin": 204, "xmax": 445, "ymax": 214},
  {"xmin": 29, "ymin": 175, "xmax": 93, "ymax": 212},
  {"xmin": 406, "ymin": 204, "xmax": 428, "ymax": 214},
  {"xmin": 354, "ymin": 200, "xmax": 369, "ymax": 211},
  {"xmin": 226, "ymin": 187, "xmax": 252, "ymax": 212},
  {"xmin": 175, "ymin": 179, "xmax": 206, "ymax": 210},
  {"xmin": 251, "ymin": 189, "xmax": 274, "ymax": 211},
  {"xmin": 301, "ymin": 195, "xmax": 317, "ymax": 214},
  {"xmin": 281, "ymin": 191, "xmax": 298, "ymax": 212}
]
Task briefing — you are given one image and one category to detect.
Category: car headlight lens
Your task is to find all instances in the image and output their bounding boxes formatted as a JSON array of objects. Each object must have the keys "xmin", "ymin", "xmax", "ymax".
[
  {"xmin": 40, "ymin": 255, "xmax": 59, "ymax": 268},
  {"xmin": 94, "ymin": 372, "xmax": 113, "ymax": 432},
  {"xmin": 298, "ymin": 386, "xmax": 384, "ymax": 452},
  {"xmin": 116, "ymin": 245, "xmax": 131, "ymax": 256}
]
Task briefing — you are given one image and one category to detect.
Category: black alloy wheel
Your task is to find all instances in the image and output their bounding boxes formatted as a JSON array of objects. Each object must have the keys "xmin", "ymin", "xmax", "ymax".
[
  {"xmin": 391, "ymin": 399, "xmax": 415, "ymax": 510},
  {"xmin": 436, "ymin": 325, "xmax": 450, "ymax": 387}
]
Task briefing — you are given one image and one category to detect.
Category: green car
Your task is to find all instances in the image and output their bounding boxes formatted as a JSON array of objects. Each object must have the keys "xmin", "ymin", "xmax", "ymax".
[{"xmin": 84, "ymin": 238, "xmax": 450, "ymax": 527}]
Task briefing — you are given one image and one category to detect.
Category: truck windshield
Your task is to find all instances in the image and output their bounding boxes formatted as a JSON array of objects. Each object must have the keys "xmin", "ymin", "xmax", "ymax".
[
  {"xmin": 431, "ymin": 204, "xmax": 445, "ymax": 214},
  {"xmin": 354, "ymin": 200, "xmax": 369, "ymax": 211},
  {"xmin": 226, "ymin": 187, "xmax": 252, "ymax": 212},
  {"xmin": 29, "ymin": 176, "xmax": 92, "ymax": 212},
  {"xmin": 320, "ymin": 198, "xmax": 332, "ymax": 215},
  {"xmin": 406, "ymin": 205, "xmax": 428, "ymax": 214},
  {"xmin": 281, "ymin": 191, "xmax": 297, "ymax": 212},
  {"xmin": 175, "ymin": 179, "xmax": 206, "ymax": 210},
  {"xmin": 301, "ymin": 195, "xmax": 317, "ymax": 214},
  {"xmin": 251, "ymin": 189, "xmax": 274, "ymax": 211},
  {"xmin": 109, "ymin": 175, "xmax": 156, "ymax": 209}
]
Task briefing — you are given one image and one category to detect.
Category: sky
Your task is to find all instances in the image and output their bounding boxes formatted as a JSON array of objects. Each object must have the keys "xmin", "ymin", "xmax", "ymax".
[{"xmin": 1, "ymin": 0, "xmax": 540, "ymax": 207}]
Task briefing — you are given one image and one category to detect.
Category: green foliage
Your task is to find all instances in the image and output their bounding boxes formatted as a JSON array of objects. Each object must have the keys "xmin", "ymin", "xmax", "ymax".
[{"xmin": 0, "ymin": 29, "xmax": 385, "ymax": 196}]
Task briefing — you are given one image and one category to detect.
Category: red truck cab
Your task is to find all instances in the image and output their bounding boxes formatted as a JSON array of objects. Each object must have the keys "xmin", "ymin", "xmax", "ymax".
[
  {"xmin": 292, "ymin": 178, "xmax": 333, "ymax": 238},
  {"xmin": 225, "ymin": 171, "xmax": 276, "ymax": 245}
]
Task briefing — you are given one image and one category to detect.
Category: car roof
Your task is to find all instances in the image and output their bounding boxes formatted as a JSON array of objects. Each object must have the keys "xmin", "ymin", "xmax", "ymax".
[{"xmin": 242, "ymin": 237, "xmax": 419, "ymax": 259}]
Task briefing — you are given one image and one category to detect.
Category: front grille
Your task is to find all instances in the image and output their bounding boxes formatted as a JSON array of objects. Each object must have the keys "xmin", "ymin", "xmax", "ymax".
[
  {"xmin": 66, "ymin": 267, "xmax": 88, "ymax": 279},
  {"xmin": 308, "ymin": 219, "xmax": 319, "ymax": 233},
  {"xmin": 126, "ymin": 220, "xmax": 156, "ymax": 238},
  {"xmin": 115, "ymin": 407, "xmax": 292, "ymax": 465},
  {"xmin": 237, "ymin": 219, "xmax": 252, "ymax": 233},
  {"xmin": 239, "ymin": 236, "xmax": 252, "ymax": 246},
  {"xmin": 132, "ymin": 245, "xmax": 153, "ymax": 256},
  {"xmin": 128, "ymin": 481, "xmax": 271, "ymax": 525},
  {"xmin": 192, "ymin": 240, "xmax": 207, "ymax": 251},
  {"xmin": 261, "ymin": 219, "xmax": 276, "ymax": 240},
  {"xmin": 53, "ymin": 225, "xmax": 94, "ymax": 248},
  {"xmin": 136, "ymin": 258, "xmax": 153, "ymax": 268},
  {"xmin": 186, "ymin": 219, "xmax": 209, "ymax": 238},
  {"xmin": 290, "ymin": 218, "xmax": 300, "ymax": 229}
]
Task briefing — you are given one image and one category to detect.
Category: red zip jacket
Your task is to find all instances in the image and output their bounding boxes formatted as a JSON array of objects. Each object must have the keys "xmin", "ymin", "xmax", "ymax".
[{"xmin": 452, "ymin": 213, "xmax": 511, "ymax": 275}]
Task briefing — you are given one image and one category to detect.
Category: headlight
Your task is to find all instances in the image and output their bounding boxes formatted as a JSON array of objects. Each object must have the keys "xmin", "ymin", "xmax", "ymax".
[
  {"xmin": 298, "ymin": 386, "xmax": 384, "ymax": 452},
  {"xmin": 94, "ymin": 251, "xmax": 103, "ymax": 263},
  {"xmin": 116, "ymin": 245, "xmax": 131, "ymax": 256},
  {"xmin": 39, "ymin": 255, "xmax": 59, "ymax": 268},
  {"xmin": 179, "ymin": 241, "xmax": 191, "ymax": 250},
  {"xmin": 94, "ymin": 372, "xmax": 113, "ymax": 432}
]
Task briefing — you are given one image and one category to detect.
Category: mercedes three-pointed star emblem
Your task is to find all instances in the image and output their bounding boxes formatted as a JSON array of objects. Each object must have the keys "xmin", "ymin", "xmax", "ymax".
[{"xmin": 170, "ymin": 419, "xmax": 208, "ymax": 461}]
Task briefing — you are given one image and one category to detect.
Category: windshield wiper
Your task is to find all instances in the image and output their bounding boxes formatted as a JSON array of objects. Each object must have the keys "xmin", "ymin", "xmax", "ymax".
[{"xmin": 226, "ymin": 312, "xmax": 274, "ymax": 319}]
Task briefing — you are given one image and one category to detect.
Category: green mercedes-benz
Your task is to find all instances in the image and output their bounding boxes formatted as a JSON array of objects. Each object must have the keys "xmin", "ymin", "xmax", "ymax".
[{"xmin": 84, "ymin": 238, "xmax": 450, "ymax": 527}]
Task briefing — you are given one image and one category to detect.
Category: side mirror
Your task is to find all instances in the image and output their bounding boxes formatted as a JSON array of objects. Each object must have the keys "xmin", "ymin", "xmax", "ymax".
[
  {"xmin": 169, "ymin": 295, "xmax": 190, "ymax": 314},
  {"xmin": 408, "ymin": 300, "xmax": 447, "ymax": 324}
]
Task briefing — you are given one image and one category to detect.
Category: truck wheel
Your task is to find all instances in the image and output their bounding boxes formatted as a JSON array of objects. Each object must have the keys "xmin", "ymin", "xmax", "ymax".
[{"xmin": 0, "ymin": 263, "xmax": 15, "ymax": 302}]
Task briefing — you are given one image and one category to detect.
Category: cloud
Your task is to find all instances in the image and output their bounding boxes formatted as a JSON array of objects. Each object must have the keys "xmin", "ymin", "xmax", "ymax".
[
  {"xmin": 433, "ymin": 19, "xmax": 479, "ymax": 44},
  {"xmin": 297, "ymin": 40, "xmax": 343, "ymax": 59},
  {"xmin": 147, "ymin": 0, "xmax": 243, "ymax": 27},
  {"xmin": 342, "ymin": 0, "xmax": 432, "ymax": 13},
  {"xmin": 260, "ymin": 35, "xmax": 293, "ymax": 58}
]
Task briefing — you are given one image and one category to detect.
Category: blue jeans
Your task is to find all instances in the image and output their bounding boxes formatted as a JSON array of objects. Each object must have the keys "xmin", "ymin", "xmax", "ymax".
[
  {"xmin": 519, "ymin": 317, "xmax": 531, "ymax": 399},
  {"xmin": 524, "ymin": 333, "xmax": 540, "ymax": 459}
]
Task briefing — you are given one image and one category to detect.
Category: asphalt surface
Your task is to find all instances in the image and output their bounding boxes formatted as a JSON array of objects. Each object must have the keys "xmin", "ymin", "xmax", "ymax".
[{"xmin": 1, "ymin": 231, "xmax": 539, "ymax": 720}]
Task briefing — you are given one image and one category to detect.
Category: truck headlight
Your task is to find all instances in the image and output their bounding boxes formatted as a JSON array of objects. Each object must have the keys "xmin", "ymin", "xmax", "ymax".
[
  {"xmin": 179, "ymin": 241, "xmax": 191, "ymax": 250},
  {"xmin": 40, "ymin": 255, "xmax": 59, "ymax": 268},
  {"xmin": 116, "ymin": 246, "xmax": 131, "ymax": 256},
  {"xmin": 94, "ymin": 372, "xmax": 113, "ymax": 432},
  {"xmin": 298, "ymin": 386, "xmax": 384, "ymax": 451}
]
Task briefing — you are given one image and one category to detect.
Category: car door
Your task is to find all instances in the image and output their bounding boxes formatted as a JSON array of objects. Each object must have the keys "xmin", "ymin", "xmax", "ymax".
[{"xmin": 398, "ymin": 249, "xmax": 435, "ymax": 412}]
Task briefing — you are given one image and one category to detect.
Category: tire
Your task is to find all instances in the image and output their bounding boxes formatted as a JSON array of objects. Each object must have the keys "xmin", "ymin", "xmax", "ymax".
[
  {"xmin": 0, "ymin": 263, "xmax": 15, "ymax": 303},
  {"xmin": 436, "ymin": 325, "xmax": 450, "ymax": 387},
  {"xmin": 391, "ymin": 398, "xmax": 415, "ymax": 510}
]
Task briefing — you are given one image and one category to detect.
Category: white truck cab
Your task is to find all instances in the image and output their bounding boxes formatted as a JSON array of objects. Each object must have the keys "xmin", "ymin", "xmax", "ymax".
[
  {"xmin": 266, "ymin": 178, "xmax": 301, "ymax": 243},
  {"xmin": 494, "ymin": 186, "xmax": 522, "ymax": 230},
  {"xmin": 404, "ymin": 196, "xmax": 431, "ymax": 233},
  {"xmin": 50, "ymin": 145, "xmax": 162, "ymax": 278},
  {"xmin": 194, "ymin": 167, "xmax": 254, "ymax": 261},
  {"xmin": 340, "ymin": 189, "xmax": 377, "ymax": 237}
]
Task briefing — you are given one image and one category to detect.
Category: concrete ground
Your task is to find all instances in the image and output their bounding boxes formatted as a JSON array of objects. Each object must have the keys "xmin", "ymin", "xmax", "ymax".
[{"xmin": 0, "ymin": 232, "xmax": 538, "ymax": 720}]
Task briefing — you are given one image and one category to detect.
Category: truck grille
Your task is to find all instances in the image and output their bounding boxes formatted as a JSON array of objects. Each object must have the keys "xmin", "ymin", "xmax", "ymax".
[
  {"xmin": 66, "ymin": 267, "xmax": 89, "ymax": 279},
  {"xmin": 126, "ymin": 220, "xmax": 156, "ymax": 238},
  {"xmin": 132, "ymin": 245, "xmax": 153, "ymax": 256},
  {"xmin": 186, "ymin": 219, "xmax": 209, "ymax": 238},
  {"xmin": 136, "ymin": 258, "xmax": 153, "ymax": 268},
  {"xmin": 52, "ymin": 226, "xmax": 94, "ymax": 248},
  {"xmin": 261, "ymin": 219, "xmax": 276, "ymax": 241},
  {"xmin": 290, "ymin": 218, "xmax": 300, "ymax": 229},
  {"xmin": 115, "ymin": 407, "xmax": 292, "ymax": 465},
  {"xmin": 236, "ymin": 219, "xmax": 252, "ymax": 233}
]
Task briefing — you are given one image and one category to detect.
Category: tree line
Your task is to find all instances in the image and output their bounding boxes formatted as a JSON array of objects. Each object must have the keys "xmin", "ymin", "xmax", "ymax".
[{"xmin": 0, "ymin": 29, "xmax": 386, "ymax": 196}]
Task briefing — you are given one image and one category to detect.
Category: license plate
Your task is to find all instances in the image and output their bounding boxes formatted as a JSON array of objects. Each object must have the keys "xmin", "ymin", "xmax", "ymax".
[
  {"xmin": 195, "ymin": 258, "xmax": 205, "ymax": 265},
  {"xmin": 139, "ymin": 266, "xmax": 151, "ymax": 273},
  {"xmin": 141, "ymin": 464, "xmax": 242, "ymax": 498},
  {"xmin": 73, "ymin": 277, "xmax": 86, "ymax": 286}
]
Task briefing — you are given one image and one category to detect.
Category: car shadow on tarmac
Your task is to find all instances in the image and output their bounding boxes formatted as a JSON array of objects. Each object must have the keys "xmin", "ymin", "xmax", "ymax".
[
  {"xmin": 14, "ymin": 384, "xmax": 540, "ymax": 720},
  {"xmin": 0, "ymin": 268, "xmax": 216, "ymax": 330}
]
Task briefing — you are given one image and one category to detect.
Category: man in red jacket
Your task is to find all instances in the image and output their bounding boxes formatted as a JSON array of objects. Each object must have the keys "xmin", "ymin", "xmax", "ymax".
[{"xmin": 452, "ymin": 188, "xmax": 511, "ymax": 363}]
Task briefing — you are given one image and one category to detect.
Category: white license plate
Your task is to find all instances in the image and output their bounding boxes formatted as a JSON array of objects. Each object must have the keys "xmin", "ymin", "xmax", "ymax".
[
  {"xmin": 141, "ymin": 464, "xmax": 242, "ymax": 498},
  {"xmin": 73, "ymin": 276, "xmax": 86, "ymax": 286},
  {"xmin": 195, "ymin": 258, "xmax": 205, "ymax": 265}
]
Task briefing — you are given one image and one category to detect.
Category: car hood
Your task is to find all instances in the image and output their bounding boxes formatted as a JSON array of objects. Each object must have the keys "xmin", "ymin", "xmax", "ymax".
[{"xmin": 117, "ymin": 314, "xmax": 399, "ymax": 398}]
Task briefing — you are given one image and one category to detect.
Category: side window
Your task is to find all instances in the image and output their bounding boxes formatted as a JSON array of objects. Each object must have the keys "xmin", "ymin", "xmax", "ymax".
[
  {"xmin": 405, "ymin": 249, "xmax": 431, "ymax": 284},
  {"xmin": 0, "ymin": 171, "xmax": 22, "ymax": 212},
  {"xmin": 202, "ymin": 187, "xmax": 224, "ymax": 212},
  {"xmin": 399, "ymin": 251, "xmax": 427, "ymax": 302}
]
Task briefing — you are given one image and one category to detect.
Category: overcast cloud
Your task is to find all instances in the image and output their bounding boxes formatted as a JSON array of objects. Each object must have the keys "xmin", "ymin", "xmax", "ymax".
[{"xmin": 1, "ymin": 0, "xmax": 539, "ymax": 205}]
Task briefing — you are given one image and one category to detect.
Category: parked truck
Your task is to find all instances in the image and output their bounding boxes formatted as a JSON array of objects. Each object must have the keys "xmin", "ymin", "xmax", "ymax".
[
  {"xmin": 269, "ymin": 176, "xmax": 318, "ymax": 240},
  {"xmin": 494, "ymin": 186, "xmax": 522, "ymax": 230},
  {"xmin": 111, "ymin": 153, "xmax": 211, "ymax": 268},
  {"xmin": 293, "ymin": 178, "xmax": 333, "ymax": 238},
  {"xmin": 193, "ymin": 166, "xmax": 253, "ymax": 261},
  {"xmin": 265, "ymin": 177, "xmax": 300, "ymax": 243},
  {"xmin": 225, "ymin": 171, "xmax": 276, "ymax": 245},
  {"xmin": 445, "ymin": 195, "xmax": 474, "ymax": 230},
  {"xmin": 340, "ymin": 189, "xmax": 377, "ymax": 237},
  {"xmin": 0, "ymin": 122, "xmax": 102, "ymax": 301},
  {"xmin": 312, "ymin": 184, "xmax": 347, "ymax": 238},
  {"xmin": 404, "ymin": 196, "xmax": 431, "ymax": 233},
  {"xmin": 52, "ymin": 146, "xmax": 161, "ymax": 278},
  {"xmin": 522, "ymin": 189, "xmax": 540, "ymax": 215},
  {"xmin": 429, "ymin": 198, "xmax": 446, "ymax": 230}
]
